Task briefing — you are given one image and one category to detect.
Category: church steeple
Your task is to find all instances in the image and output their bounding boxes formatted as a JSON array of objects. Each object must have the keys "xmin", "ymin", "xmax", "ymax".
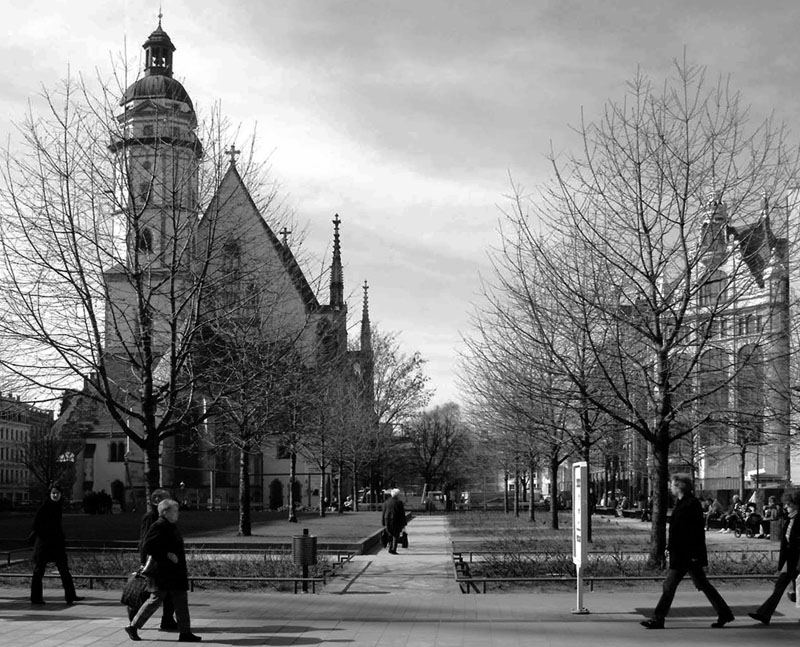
[
  {"xmin": 330, "ymin": 214, "xmax": 344, "ymax": 309},
  {"xmin": 360, "ymin": 280, "xmax": 372, "ymax": 354},
  {"xmin": 143, "ymin": 12, "xmax": 175, "ymax": 77}
]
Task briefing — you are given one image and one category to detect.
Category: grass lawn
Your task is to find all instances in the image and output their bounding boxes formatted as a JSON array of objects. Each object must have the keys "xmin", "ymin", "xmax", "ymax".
[{"xmin": 0, "ymin": 509, "xmax": 385, "ymax": 549}]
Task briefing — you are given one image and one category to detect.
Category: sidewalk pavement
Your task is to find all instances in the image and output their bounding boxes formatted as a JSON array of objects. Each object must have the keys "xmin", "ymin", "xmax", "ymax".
[{"xmin": 0, "ymin": 515, "xmax": 796, "ymax": 646}]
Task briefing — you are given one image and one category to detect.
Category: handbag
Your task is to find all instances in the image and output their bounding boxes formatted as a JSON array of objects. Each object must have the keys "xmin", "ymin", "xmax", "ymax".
[
  {"xmin": 140, "ymin": 554, "xmax": 158, "ymax": 577},
  {"xmin": 380, "ymin": 528, "xmax": 390, "ymax": 548},
  {"xmin": 400, "ymin": 531, "xmax": 408, "ymax": 549},
  {"xmin": 120, "ymin": 571, "xmax": 149, "ymax": 608}
]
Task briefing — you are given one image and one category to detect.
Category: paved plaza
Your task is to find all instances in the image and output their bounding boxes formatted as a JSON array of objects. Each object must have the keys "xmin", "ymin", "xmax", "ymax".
[{"xmin": 0, "ymin": 516, "xmax": 797, "ymax": 646}]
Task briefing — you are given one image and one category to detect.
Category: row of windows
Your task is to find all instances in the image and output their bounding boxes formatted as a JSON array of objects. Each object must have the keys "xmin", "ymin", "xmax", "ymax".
[
  {"xmin": 141, "ymin": 124, "xmax": 183, "ymax": 139},
  {"xmin": 0, "ymin": 446, "xmax": 21, "ymax": 462},
  {"xmin": 703, "ymin": 314, "xmax": 765, "ymax": 339},
  {"xmin": 0, "ymin": 468, "xmax": 27, "ymax": 484},
  {"xmin": 0, "ymin": 428, "xmax": 26, "ymax": 442}
]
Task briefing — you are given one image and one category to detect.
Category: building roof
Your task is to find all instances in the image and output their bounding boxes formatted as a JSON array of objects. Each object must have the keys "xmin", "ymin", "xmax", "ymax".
[{"xmin": 120, "ymin": 75, "xmax": 194, "ymax": 110}]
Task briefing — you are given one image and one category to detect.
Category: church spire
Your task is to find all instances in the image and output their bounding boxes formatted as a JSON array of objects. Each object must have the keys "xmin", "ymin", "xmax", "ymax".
[
  {"xmin": 143, "ymin": 12, "xmax": 176, "ymax": 77},
  {"xmin": 330, "ymin": 214, "xmax": 344, "ymax": 309},
  {"xmin": 361, "ymin": 280, "xmax": 372, "ymax": 353}
]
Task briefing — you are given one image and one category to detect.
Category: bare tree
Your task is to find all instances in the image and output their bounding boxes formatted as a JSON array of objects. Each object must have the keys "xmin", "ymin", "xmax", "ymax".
[
  {"xmin": 499, "ymin": 59, "xmax": 799, "ymax": 564},
  {"xmin": 0, "ymin": 59, "xmax": 284, "ymax": 506}
]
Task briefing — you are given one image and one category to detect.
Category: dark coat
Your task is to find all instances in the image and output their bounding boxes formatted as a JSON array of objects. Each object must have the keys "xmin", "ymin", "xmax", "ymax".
[
  {"xmin": 668, "ymin": 493, "xmax": 707, "ymax": 570},
  {"xmin": 777, "ymin": 513, "xmax": 800, "ymax": 574},
  {"xmin": 30, "ymin": 499, "xmax": 67, "ymax": 563},
  {"xmin": 138, "ymin": 508, "xmax": 159, "ymax": 563},
  {"xmin": 381, "ymin": 496, "xmax": 406, "ymax": 536},
  {"xmin": 141, "ymin": 517, "xmax": 189, "ymax": 591}
]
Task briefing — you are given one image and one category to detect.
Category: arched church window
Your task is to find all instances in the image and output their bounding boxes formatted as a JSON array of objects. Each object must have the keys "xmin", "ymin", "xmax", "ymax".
[{"xmin": 138, "ymin": 227, "xmax": 153, "ymax": 253}]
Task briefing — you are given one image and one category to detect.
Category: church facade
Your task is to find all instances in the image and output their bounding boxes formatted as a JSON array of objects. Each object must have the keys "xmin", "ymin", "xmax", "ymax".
[{"xmin": 57, "ymin": 20, "xmax": 374, "ymax": 510}]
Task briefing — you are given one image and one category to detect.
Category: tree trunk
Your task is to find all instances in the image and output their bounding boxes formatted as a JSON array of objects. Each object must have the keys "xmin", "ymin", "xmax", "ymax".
[
  {"xmin": 513, "ymin": 466, "xmax": 520, "ymax": 518},
  {"xmin": 549, "ymin": 454, "xmax": 559, "ymax": 530},
  {"xmin": 739, "ymin": 445, "xmax": 746, "ymax": 499},
  {"xmin": 144, "ymin": 442, "xmax": 160, "ymax": 513},
  {"xmin": 352, "ymin": 469, "xmax": 359, "ymax": 512},
  {"xmin": 336, "ymin": 467, "xmax": 343, "ymax": 514},
  {"xmin": 503, "ymin": 471, "xmax": 509, "ymax": 514},
  {"xmin": 238, "ymin": 445, "xmax": 251, "ymax": 536},
  {"xmin": 648, "ymin": 441, "xmax": 670, "ymax": 568},
  {"xmin": 584, "ymin": 445, "xmax": 592, "ymax": 543},
  {"xmin": 319, "ymin": 468, "xmax": 326, "ymax": 517},
  {"xmin": 288, "ymin": 451, "xmax": 297, "ymax": 522},
  {"xmin": 528, "ymin": 458, "xmax": 535, "ymax": 522}
]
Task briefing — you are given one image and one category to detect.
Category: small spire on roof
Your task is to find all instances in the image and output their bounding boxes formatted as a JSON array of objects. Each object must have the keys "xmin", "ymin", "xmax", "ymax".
[
  {"xmin": 330, "ymin": 214, "xmax": 344, "ymax": 309},
  {"xmin": 360, "ymin": 280, "xmax": 372, "ymax": 353},
  {"xmin": 158, "ymin": 5, "xmax": 163, "ymax": 27}
]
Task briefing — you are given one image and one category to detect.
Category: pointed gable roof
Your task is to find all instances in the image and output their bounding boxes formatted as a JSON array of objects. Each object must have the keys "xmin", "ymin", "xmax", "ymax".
[{"xmin": 201, "ymin": 163, "xmax": 319, "ymax": 309}]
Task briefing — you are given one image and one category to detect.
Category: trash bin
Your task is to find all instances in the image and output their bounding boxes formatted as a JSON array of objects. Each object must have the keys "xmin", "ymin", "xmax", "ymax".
[{"xmin": 292, "ymin": 530, "xmax": 317, "ymax": 566}]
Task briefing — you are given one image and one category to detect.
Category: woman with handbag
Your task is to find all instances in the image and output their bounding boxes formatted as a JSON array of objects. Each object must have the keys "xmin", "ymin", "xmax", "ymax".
[{"xmin": 125, "ymin": 499, "xmax": 201, "ymax": 642}]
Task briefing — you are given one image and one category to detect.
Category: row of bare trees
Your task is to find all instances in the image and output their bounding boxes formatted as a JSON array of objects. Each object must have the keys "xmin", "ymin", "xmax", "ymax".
[
  {"xmin": 0, "ymin": 60, "xmax": 434, "ymax": 528},
  {"xmin": 461, "ymin": 59, "xmax": 800, "ymax": 564}
]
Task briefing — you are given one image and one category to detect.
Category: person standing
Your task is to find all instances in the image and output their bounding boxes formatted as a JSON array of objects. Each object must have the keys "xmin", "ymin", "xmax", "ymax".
[
  {"xmin": 381, "ymin": 488, "xmax": 406, "ymax": 555},
  {"xmin": 640, "ymin": 474, "xmax": 734, "ymax": 629},
  {"xmin": 129, "ymin": 488, "xmax": 177, "ymax": 630},
  {"xmin": 747, "ymin": 490, "xmax": 800, "ymax": 625},
  {"xmin": 29, "ymin": 483, "xmax": 83, "ymax": 605},
  {"xmin": 125, "ymin": 499, "xmax": 201, "ymax": 642}
]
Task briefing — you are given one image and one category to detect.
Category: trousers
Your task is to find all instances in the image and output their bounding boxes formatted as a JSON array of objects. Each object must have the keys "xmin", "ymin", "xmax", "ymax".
[
  {"xmin": 654, "ymin": 565, "xmax": 732, "ymax": 620},
  {"xmin": 31, "ymin": 554, "xmax": 77, "ymax": 602},
  {"xmin": 131, "ymin": 589, "xmax": 191, "ymax": 633},
  {"xmin": 755, "ymin": 568, "xmax": 798, "ymax": 619}
]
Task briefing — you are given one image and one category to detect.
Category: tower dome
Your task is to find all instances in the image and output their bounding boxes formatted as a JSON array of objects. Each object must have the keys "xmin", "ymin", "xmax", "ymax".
[{"xmin": 119, "ymin": 18, "xmax": 193, "ymax": 110}]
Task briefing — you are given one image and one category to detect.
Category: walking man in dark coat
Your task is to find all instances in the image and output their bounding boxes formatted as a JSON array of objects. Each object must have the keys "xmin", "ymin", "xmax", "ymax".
[
  {"xmin": 748, "ymin": 490, "xmax": 800, "ymax": 624},
  {"xmin": 29, "ymin": 483, "xmax": 83, "ymax": 605},
  {"xmin": 125, "ymin": 499, "xmax": 201, "ymax": 642},
  {"xmin": 641, "ymin": 474, "xmax": 734, "ymax": 629},
  {"xmin": 131, "ymin": 488, "xmax": 177, "ymax": 630},
  {"xmin": 381, "ymin": 488, "xmax": 406, "ymax": 555}
]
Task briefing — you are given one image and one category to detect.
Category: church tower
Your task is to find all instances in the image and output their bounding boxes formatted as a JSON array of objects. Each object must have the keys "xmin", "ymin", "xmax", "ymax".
[{"xmin": 110, "ymin": 17, "xmax": 201, "ymax": 268}]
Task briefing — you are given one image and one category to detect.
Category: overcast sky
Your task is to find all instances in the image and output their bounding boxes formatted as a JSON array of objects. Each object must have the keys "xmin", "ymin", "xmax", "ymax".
[{"xmin": 2, "ymin": 1, "xmax": 800, "ymax": 406}]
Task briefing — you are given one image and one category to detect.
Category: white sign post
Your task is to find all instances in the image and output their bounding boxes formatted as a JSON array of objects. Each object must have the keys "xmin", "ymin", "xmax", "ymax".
[{"xmin": 572, "ymin": 461, "xmax": 589, "ymax": 614}]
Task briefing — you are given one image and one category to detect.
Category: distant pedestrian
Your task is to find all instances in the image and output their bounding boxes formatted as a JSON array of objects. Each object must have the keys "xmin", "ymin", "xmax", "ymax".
[
  {"xmin": 747, "ymin": 490, "xmax": 800, "ymax": 625},
  {"xmin": 381, "ymin": 488, "xmax": 406, "ymax": 555},
  {"xmin": 129, "ymin": 488, "xmax": 177, "ymax": 630},
  {"xmin": 125, "ymin": 499, "xmax": 201, "ymax": 642},
  {"xmin": 640, "ymin": 474, "xmax": 734, "ymax": 629},
  {"xmin": 29, "ymin": 483, "xmax": 84, "ymax": 605}
]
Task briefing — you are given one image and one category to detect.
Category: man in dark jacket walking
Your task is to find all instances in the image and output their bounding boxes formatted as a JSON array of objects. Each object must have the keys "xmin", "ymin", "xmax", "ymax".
[
  {"xmin": 125, "ymin": 499, "xmax": 201, "ymax": 642},
  {"xmin": 29, "ymin": 483, "xmax": 83, "ymax": 605},
  {"xmin": 748, "ymin": 490, "xmax": 800, "ymax": 624},
  {"xmin": 641, "ymin": 474, "xmax": 734, "ymax": 629},
  {"xmin": 381, "ymin": 488, "xmax": 406, "ymax": 555},
  {"xmin": 131, "ymin": 488, "xmax": 177, "ymax": 630}
]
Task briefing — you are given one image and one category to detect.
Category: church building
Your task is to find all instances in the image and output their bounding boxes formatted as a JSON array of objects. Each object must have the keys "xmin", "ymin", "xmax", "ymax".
[{"xmin": 57, "ymin": 19, "xmax": 374, "ymax": 510}]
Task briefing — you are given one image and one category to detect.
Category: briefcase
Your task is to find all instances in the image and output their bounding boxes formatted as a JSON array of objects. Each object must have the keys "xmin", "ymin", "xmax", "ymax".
[{"xmin": 400, "ymin": 531, "xmax": 408, "ymax": 549}]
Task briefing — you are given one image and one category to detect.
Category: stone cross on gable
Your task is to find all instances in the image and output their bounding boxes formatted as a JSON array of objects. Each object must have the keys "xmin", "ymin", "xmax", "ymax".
[
  {"xmin": 279, "ymin": 227, "xmax": 292, "ymax": 245},
  {"xmin": 225, "ymin": 144, "xmax": 241, "ymax": 165}
]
